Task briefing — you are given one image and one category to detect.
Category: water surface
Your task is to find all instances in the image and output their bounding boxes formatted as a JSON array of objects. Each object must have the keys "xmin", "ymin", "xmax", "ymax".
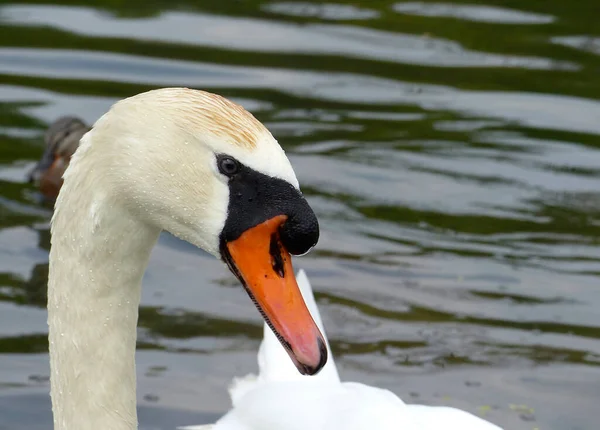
[{"xmin": 1, "ymin": 1, "xmax": 599, "ymax": 429}]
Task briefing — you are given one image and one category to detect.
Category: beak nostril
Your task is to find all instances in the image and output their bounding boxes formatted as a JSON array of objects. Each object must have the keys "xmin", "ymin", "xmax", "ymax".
[{"xmin": 269, "ymin": 233, "xmax": 285, "ymax": 278}]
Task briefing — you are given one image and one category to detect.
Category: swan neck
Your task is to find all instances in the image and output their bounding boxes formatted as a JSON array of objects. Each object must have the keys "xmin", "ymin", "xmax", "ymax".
[{"xmin": 48, "ymin": 178, "xmax": 159, "ymax": 430}]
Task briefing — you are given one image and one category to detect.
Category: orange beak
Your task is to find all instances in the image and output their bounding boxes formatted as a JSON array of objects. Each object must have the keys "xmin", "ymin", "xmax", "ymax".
[{"xmin": 222, "ymin": 215, "xmax": 327, "ymax": 375}]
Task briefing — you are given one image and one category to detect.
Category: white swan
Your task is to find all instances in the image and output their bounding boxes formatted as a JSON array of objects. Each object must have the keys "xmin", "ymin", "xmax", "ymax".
[
  {"xmin": 181, "ymin": 270, "xmax": 503, "ymax": 430},
  {"xmin": 47, "ymin": 88, "xmax": 328, "ymax": 430}
]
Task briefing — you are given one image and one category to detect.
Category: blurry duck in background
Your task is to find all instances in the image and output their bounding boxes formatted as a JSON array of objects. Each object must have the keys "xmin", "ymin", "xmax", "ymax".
[
  {"xmin": 27, "ymin": 116, "xmax": 89, "ymax": 200},
  {"xmin": 181, "ymin": 270, "xmax": 503, "ymax": 430}
]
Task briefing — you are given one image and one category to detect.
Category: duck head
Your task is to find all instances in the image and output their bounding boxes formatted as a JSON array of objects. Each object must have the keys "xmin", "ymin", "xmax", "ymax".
[{"xmin": 28, "ymin": 116, "xmax": 90, "ymax": 200}]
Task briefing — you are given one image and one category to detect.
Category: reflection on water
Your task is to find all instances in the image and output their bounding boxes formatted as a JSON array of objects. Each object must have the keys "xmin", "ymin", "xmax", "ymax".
[
  {"xmin": 392, "ymin": 2, "xmax": 555, "ymax": 24},
  {"xmin": 0, "ymin": 5, "xmax": 570, "ymax": 69},
  {"xmin": 1, "ymin": 1, "xmax": 600, "ymax": 429}
]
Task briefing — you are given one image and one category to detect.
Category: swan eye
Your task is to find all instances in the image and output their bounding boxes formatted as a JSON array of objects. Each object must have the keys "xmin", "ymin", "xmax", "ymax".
[{"xmin": 217, "ymin": 155, "xmax": 240, "ymax": 177}]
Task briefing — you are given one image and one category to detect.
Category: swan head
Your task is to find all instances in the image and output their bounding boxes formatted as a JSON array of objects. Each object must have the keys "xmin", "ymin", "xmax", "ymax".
[{"xmin": 64, "ymin": 87, "xmax": 327, "ymax": 375}]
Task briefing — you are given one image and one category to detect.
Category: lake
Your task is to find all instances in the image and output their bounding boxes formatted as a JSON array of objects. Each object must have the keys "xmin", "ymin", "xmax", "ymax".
[{"xmin": 0, "ymin": 1, "xmax": 599, "ymax": 429}]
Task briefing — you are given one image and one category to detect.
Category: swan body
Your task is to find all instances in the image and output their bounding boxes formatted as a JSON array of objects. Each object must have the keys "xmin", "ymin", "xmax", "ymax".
[
  {"xmin": 181, "ymin": 270, "xmax": 503, "ymax": 430},
  {"xmin": 48, "ymin": 88, "xmax": 327, "ymax": 430}
]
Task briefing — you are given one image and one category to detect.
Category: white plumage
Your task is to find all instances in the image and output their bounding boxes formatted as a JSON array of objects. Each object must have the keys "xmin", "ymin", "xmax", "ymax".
[{"xmin": 182, "ymin": 270, "xmax": 503, "ymax": 430}]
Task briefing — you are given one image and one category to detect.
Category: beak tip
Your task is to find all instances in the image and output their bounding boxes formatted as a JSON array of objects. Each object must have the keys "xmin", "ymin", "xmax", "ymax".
[
  {"xmin": 315, "ymin": 336, "xmax": 329, "ymax": 373},
  {"xmin": 293, "ymin": 336, "xmax": 328, "ymax": 376}
]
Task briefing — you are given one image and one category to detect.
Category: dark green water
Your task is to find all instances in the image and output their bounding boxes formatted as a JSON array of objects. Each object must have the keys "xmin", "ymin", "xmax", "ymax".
[{"xmin": 1, "ymin": 1, "xmax": 600, "ymax": 429}]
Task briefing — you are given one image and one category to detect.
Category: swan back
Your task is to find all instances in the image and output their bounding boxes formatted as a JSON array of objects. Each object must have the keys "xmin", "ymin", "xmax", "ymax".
[{"xmin": 182, "ymin": 271, "xmax": 504, "ymax": 430}]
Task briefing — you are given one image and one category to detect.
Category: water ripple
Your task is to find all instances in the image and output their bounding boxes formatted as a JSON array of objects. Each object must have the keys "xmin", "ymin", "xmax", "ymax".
[
  {"xmin": 393, "ymin": 2, "xmax": 555, "ymax": 24},
  {"xmin": 1, "ymin": 1, "xmax": 599, "ymax": 429},
  {"xmin": 2, "ymin": 5, "xmax": 573, "ymax": 69}
]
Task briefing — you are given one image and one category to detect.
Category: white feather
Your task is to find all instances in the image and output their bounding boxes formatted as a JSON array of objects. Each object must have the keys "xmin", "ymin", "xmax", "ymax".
[{"xmin": 180, "ymin": 270, "xmax": 503, "ymax": 430}]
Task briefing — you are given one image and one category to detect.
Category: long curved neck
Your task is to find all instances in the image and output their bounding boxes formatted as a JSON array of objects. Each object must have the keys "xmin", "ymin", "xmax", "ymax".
[{"xmin": 48, "ymin": 153, "xmax": 160, "ymax": 430}]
